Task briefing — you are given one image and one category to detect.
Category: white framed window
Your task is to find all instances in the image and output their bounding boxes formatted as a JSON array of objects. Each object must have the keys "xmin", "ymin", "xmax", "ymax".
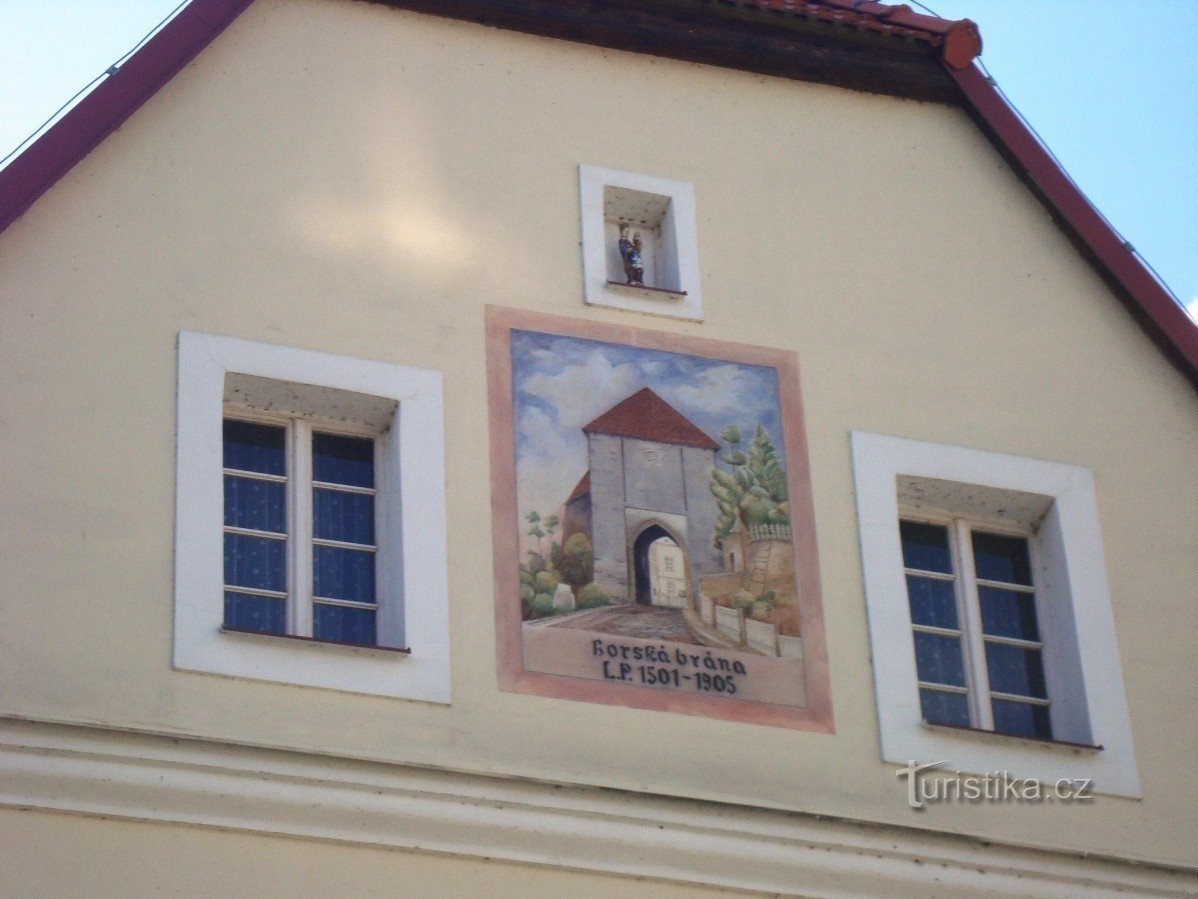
[
  {"xmin": 850, "ymin": 431, "xmax": 1139, "ymax": 797},
  {"xmin": 579, "ymin": 164, "xmax": 701, "ymax": 320},
  {"xmin": 175, "ymin": 332, "xmax": 450, "ymax": 702}
]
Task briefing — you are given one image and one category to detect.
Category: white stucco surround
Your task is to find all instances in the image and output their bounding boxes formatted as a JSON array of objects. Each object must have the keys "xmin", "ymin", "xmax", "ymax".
[
  {"xmin": 174, "ymin": 331, "xmax": 450, "ymax": 701},
  {"xmin": 850, "ymin": 431, "xmax": 1139, "ymax": 797},
  {"xmin": 579, "ymin": 164, "xmax": 702, "ymax": 320}
]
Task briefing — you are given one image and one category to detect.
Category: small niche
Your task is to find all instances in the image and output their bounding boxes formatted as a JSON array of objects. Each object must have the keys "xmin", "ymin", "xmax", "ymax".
[
  {"xmin": 579, "ymin": 165, "xmax": 701, "ymax": 320},
  {"xmin": 603, "ymin": 186, "xmax": 684, "ymax": 297}
]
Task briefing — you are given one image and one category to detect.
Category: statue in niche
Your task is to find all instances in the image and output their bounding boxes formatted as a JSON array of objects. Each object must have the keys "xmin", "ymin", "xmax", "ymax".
[{"xmin": 617, "ymin": 222, "xmax": 645, "ymax": 286}]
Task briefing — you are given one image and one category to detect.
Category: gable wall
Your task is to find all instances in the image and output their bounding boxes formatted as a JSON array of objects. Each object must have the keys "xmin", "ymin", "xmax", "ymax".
[{"xmin": 0, "ymin": 0, "xmax": 1195, "ymax": 867}]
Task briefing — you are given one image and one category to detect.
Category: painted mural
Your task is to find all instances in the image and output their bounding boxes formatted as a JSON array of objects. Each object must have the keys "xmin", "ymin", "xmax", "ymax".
[{"xmin": 488, "ymin": 307, "xmax": 832, "ymax": 729}]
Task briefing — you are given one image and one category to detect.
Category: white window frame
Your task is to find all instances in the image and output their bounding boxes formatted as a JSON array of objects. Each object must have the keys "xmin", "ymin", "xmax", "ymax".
[
  {"xmin": 850, "ymin": 431, "xmax": 1139, "ymax": 797},
  {"xmin": 579, "ymin": 164, "xmax": 702, "ymax": 321},
  {"xmin": 175, "ymin": 331, "xmax": 450, "ymax": 702}
]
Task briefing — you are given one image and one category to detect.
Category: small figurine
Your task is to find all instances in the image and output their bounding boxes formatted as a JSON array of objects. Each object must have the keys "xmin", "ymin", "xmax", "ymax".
[
  {"xmin": 627, "ymin": 232, "xmax": 645, "ymax": 286},
  {"xmin": 617, "ymin": 223, "xmax": 634, "ymax": 282}
]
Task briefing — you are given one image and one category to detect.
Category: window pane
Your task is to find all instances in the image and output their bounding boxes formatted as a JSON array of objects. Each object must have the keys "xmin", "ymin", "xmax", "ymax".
[
  {"xmin": 992, "ymin": 698, "xmax": 1052, "ymax": 740},
  {"xmin": 919, "ymin": 688, "xmax": 970, "ymax": 727},
  {"xmin": 313, "ymin": 544, "xmax": 375, "ymax": 602},
  {"xmin": 224, "ymin": 475, "xmax": 286, "ymax": 533},
  {"xmin": 899, "ymin": 521, "xmax": 952, "ymax": 573},
  {"xmin": 313, "ymin": 487, "xmax": 374, "ymax": 544},
  {"xmin": 223, "ymin": 420, "xmax": 285, "ymax": 475},
  {"xmin": 312, "ymin": 432, "xmax": 374, "ymax": 488},
  {"xmin": 913, "ymin": 631, "xmax": 966, "ymax": 687},
  {"xmin": 979, "ymin": 586, "xmax": 1040, "ymax": 641},
  {"xmin": 223, "ymin": 591, "xmax": 285, "ymax": 635},
  {"xmin": 905, "ymin": 575, "xmax": 958, "ymax": 630},
  {"xmin": 224, "ymin": 532, "xmax": 286, "ymax": 592},
  {"xmin": 971, "ymin": 531, "xmax": 1032, "ymax": 585},
  {"xmin": 986, "ymin": 642, "xmax": 1047, "ymax": 698},
  {"xmin": 313, "ymin": 603, "xmax": 376, "ymax": 645}
]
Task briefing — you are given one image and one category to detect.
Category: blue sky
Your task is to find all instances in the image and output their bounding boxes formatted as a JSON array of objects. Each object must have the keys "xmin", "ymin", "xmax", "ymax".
[
  {"xmin": 1, "ymin": 1, "xmax": 1194, "ymax": 320},
  {"xmin": 511, "ymin": 330, "xmax": 783, "ymax": 524},
  {"xmin": 924, "ymin": 0, "xmax": 1197, "ymax": 319}
]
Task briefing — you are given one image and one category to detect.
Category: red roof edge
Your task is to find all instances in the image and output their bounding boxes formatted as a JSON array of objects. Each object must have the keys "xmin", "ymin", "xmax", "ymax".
[
  {"xmin": 813, "ymin": 1, "xmax": 981, "ymax": 68},
  {"xmin": 948, "ymin": 64, "xmax": 1198, "ymax": 390},
  {"xmin": 566, "ymin": 472, "xmax": 592, "ymax": 503},
  {"xmin": 0, "ymin": 0, "xmax": 255, "ymax": 235}
]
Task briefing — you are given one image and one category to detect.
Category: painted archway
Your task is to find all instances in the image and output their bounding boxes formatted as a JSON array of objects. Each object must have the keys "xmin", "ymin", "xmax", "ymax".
[{"xmin": 631, "ymin": 523, "xmax": 688, "ymax": 607}]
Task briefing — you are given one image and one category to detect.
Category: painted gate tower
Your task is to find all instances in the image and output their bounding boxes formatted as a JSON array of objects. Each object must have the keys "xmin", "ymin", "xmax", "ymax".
[{"xmin": 562, "ymin": 388, "xmax": 723, "ymax": 606}]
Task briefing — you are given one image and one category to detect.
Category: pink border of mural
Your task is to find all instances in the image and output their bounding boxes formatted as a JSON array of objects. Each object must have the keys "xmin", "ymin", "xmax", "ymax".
[{"xmin": 487, "ymin": 305, "xmax": 833, "ymax": 731}]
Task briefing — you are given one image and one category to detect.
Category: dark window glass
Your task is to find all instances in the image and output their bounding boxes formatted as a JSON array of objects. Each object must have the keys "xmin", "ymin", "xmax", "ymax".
[
  {"xmin": 919, "ymin": 689, "xmax": 970, "ymax": 727},
  {"xmin": 224, "ymin": 475, "xmax": 286, "ymax": 533},
  {"xmin": 223, "ymin": 591, "xmax": 285, "ymax": 635},
  {"xmin": 985, "ymin": 642, "xmax": 1047, "ymax": 698},
  {"xmin": 313, "ymin": 603, "xmax": 377, "ymax": 645},
  {"xmin": 913, "ymin": 631, "xmax": 966, "ymax": 687},
  {"xmin": 899, "ymin": 521, "xmax": 952, "ymax": 573},
  {"xmin": 223, "ymin": 532, "xmax": 286, "ymax": 592},
  {"xmin": 313, "ymin": 545, "xmax": 375, "ymax": 603},
  {"xmin": 313, "ymin": 432, "xmax": 374, "ymax": 488},
  {"xmin": 223, "ymin": 420, "xmax": 285, "ymax": 475},
  {"xmin": 905, "ymin": 575, "xmax": 959, "ymax": 630},
  {"xmin": 991, "ymin": 698, "xmax": 1052, "ymax": 740},
  {"xmin": 314, "ymin": 488, "xmax": 375, "ymax": 544},
  {"xmin": 972, "ymin": 531, "xmax": 1032, "ymax": 585},
  {"xmin": 978, "ymin": 586, "xmax": 1040, "ymax": 641}
]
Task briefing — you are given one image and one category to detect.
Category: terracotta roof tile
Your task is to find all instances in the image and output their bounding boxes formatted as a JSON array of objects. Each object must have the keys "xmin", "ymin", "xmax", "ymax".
[
  {"xmin": 730, "ymin": 0, "xmax": 981, "ymax": 68},
  {"xmin": 583, "ymin": 388, "xmax": 721, "ymax": 451}
]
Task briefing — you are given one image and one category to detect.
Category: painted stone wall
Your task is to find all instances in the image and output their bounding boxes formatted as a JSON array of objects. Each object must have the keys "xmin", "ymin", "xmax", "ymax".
[
  {"xmin": 682, "ymin": 444, "xmax": 723, "ymax": 588},
  {"xmin": 622, "ymin": 439, "xmax": 687, "ymax": 516},
  {"xmin": 588, "ymin": 433, "xmax": 629, "ymax": 597}
]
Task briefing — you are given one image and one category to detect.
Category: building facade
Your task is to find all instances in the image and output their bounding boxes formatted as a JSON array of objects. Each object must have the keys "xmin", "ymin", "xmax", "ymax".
[{"xmin": 1, "ymin": 0, "xmax": 1197, "ymax": 895}]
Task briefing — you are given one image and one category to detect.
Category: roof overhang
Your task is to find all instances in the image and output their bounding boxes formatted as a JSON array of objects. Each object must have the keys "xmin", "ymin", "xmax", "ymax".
[
  {"xmin": 0, "ymin": 0, "xmax": 1194, "ymax": 388},
  {"xmin": 366, "ymin": 0, "xmax": 972, "ymax": 102}
]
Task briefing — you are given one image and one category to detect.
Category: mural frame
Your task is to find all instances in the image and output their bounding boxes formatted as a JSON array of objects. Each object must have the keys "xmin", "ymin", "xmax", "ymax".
[{"xmin": 487, "ymin": 305, "xmax": 833, "ymax": 731}]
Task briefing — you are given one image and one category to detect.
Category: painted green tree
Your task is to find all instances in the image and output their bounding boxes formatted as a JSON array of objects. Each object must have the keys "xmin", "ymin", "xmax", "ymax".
[
  {"xmin": 525, "ymin": 510, "xmax": 560, "ymax": 560},
  {"xmin": 521, "ymin": 509, "xmax": 563, "ymax": 620},
  {"xmin": 710, "ymin": 424, "xmax": 789, "ymax": 547},
  {"xmin": 556, "ymin": 532, "xmax": 594, "ymax": 594}
]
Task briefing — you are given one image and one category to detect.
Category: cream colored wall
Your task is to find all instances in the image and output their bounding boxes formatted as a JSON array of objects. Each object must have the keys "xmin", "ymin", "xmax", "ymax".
[
  {"xmin": 0, "ymin": 0, "xmax": 1195, "ymax": 868},
  {"xmin": 0, "ymin": 807, "xmax": 735, "ymax": 898}
]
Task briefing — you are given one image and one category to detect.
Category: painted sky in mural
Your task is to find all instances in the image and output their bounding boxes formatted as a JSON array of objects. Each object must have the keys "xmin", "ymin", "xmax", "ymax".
[{"xmin": 511, "ymin": 329, "xmax": 784, "ymax": 525}]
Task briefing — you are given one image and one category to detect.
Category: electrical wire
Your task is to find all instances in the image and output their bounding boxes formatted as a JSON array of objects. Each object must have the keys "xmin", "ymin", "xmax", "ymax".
[
  {"xmin": 0, "ymin": 0, "xmax": 192, "ymax": 170},
  {"xmin": 903, "ymin": 0, "xmax": 1185, "ymax": 308}
]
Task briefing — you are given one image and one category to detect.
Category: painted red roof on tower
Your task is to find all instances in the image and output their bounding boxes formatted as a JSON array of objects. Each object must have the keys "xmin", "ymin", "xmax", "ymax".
[
  {"xmin": 583, "ymin": 388, "xmax": 721, "ymax": 451},
  {"xmin": 566, "ymin": 472, "xmax": 591, "ymax": 503}
]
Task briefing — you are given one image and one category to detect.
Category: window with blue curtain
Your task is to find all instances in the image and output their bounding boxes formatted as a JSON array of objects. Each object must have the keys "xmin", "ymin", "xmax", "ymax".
[
  {"xmin": 312, "ymin": 431, "xmax": 377, "ymax": 645},
  {"xmin": 900, "ymin": 519, "xmax": 1051, "ymax": 740},
  {"xmin": 222, "ymin": 420, "xmax": 378, "ymax": 646},
  {"xmin": 222, "ymin": 420, "xmax": 288, "ymax": 635}
]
